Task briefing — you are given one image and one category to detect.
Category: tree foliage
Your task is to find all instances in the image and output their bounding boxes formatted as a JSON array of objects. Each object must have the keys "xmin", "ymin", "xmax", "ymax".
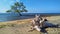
[{"xmin": 7, "ymin": 2, "xmax": 27, "ymax": 16}]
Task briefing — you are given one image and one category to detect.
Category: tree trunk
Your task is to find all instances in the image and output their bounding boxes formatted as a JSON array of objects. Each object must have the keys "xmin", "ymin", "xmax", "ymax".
[{"xmin": 18, "ymin": 12, "xmax": 22, "ymax": 16}]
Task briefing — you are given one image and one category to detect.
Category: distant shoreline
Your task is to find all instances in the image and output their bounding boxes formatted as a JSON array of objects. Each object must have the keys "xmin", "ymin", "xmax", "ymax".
[{"xmin": 0, "ymin": 13, "xmax": 60, "ymax": 22}]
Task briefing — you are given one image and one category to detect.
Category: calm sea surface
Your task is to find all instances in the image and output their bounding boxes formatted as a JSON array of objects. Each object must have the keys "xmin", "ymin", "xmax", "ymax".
[{"xmin": 0, "ymin": 13, "xmax": 60, "ymax": 22}]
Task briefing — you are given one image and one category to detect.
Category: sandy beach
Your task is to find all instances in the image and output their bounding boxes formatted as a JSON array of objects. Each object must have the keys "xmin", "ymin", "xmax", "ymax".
[{"xmin": 0, "ymin": 16, "xmax": 60, "ymax": 34}]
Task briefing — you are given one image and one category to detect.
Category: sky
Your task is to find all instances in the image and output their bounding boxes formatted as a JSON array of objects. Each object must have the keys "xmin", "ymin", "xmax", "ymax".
[{"xmin": 0, "ymin": 0, "xmax": 60, "ymax": 13}]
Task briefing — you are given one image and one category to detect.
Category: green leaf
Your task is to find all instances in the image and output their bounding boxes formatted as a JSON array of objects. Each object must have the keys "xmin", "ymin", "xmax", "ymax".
[
  {"xmin": 6, "ymin": 10, "xmax": 11, "ymax": 12},
  {"xmin": 6, "ymin": 2, "xmax": 28, "ymax": 16}
]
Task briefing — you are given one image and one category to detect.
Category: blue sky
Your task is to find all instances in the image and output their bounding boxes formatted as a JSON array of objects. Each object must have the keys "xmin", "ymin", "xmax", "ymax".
[{"xmin": 0, "ymin": 0, "xmax": 60, "ymax": 13}]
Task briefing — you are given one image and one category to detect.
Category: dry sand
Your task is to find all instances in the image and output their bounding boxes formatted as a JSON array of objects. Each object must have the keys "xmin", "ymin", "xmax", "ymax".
[{"xmin": 0, "ymin": 16, "xmax": 60, "ymax": 34}]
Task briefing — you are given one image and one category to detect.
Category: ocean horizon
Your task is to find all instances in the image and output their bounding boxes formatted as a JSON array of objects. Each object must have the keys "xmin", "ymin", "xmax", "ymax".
[{"xmin": 0, "ymin": 13, "xmax": 60, "ymax": 22}]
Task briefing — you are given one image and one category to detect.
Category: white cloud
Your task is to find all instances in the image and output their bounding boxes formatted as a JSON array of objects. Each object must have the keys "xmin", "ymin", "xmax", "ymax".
[{"xmin": 0, "ymin": 8, "xmax": 8, "ymax": 13}]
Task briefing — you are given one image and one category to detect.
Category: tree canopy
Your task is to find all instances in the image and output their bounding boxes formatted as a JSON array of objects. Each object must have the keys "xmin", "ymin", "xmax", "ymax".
[{"xmin": 7, "ymin": 2, "xmax": 27, "ymax": 16}]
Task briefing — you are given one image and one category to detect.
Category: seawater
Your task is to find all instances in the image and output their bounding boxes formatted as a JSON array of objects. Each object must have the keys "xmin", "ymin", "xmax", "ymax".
[{"xmin": 0, "ymin": 13, "xmax": 60, "ymax": 22}]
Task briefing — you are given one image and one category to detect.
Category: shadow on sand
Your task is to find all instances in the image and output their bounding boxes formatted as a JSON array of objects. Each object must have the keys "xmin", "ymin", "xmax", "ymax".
[{"xmin": 40, "ymin": 21, "xmax": 60, "ymax": 34}]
